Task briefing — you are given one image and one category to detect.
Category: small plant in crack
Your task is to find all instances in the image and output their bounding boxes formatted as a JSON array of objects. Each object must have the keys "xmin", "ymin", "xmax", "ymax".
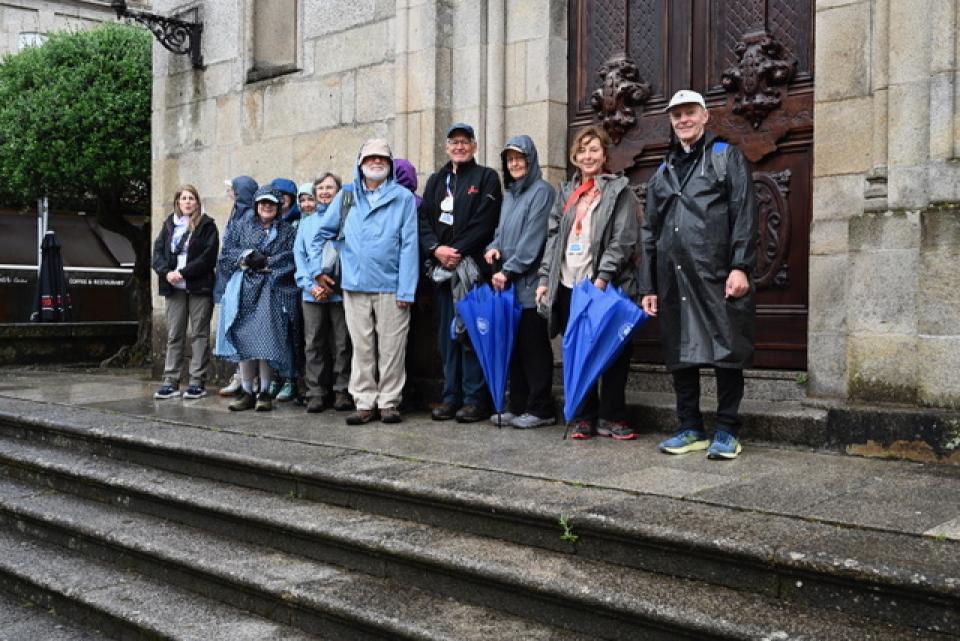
[{"xmin": 558, "ymin": 514, "xmax": 578, "ymax": 543}]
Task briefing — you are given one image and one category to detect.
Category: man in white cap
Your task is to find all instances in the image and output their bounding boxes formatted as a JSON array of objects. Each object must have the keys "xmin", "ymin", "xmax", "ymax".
[
  {"xmin": 316, "ymin": 138, "xmax": 420, "ymax": 425},
  {"xmin": 639, "ymin": 90, "xmax": 758, "ymax": 460}
]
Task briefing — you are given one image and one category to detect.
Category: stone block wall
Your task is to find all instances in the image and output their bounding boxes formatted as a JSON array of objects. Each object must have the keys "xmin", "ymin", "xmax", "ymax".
[
  {"xmin": 0, "ymin": 1, "xmax": 146, "ymax": 56},
  {"xmin": 151, "ymin": 0, "xmax": 567, "ymax": 375},
  {"xmin": 813, "ymin": 0, "xmax": 960, "ymax": 408}
]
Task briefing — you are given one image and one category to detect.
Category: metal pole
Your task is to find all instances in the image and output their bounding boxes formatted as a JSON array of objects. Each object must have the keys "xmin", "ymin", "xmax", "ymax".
[{"xmin": 36, "ymin": 195, "xmax": 48, "ymax": 272}]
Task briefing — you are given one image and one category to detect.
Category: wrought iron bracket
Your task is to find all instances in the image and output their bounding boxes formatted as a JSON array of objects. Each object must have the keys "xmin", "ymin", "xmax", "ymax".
[{"xmin": 112, "ymin": 0, "xmax": 203, "ymax": 69}]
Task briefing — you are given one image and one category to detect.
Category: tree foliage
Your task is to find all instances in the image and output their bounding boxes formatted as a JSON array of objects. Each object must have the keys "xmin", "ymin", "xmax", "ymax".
[
  {"xmin": 0, "ymin": 24, "xmax": 154, "ymax": 365},
  {"xmin": 0, "ymin": 23, "xmax": 151, "ymax": 211}
]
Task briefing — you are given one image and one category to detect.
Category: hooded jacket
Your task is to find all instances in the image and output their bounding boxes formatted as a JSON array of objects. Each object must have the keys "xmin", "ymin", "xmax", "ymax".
[
  {"xmin": 538, "ymin": 172, "xmax": 640, "ymax": 337},
  {"xmin": 486, "ymin": 135, "xmax": 555, "ymax": 308},
  {"xmin": 272, "ymin": 177, "xmax": 301, "ymax": 224},
  {"xmin": 213, "ymin": 176, "xmax": 258, "ymax": 303},
  {"xmin": 393, "ymin": 159, "xmax": 422, "ymax": 210},
  {"xmin": 418, "ymin": 157, "xmax": 502, "ymax": 272},
  {"xmin": 640, "ymin": 131, "xmax": 757, "ymax": 370},
  {"xmin": 152, "ymin": 213, "xmax": 219, "ymax": 297},
  {"xmin": 316, "ymin": 154, "xmax": 419, "ymax": 302},
  {"xmin": 293, "ymin": 184, "xmax": 354, "ymax": 304}
]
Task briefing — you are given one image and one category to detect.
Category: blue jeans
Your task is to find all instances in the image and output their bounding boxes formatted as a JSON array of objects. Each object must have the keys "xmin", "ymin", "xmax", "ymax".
[{"xmin": 437, "ymin": 285, "xmax": 486, "ymax": 407}]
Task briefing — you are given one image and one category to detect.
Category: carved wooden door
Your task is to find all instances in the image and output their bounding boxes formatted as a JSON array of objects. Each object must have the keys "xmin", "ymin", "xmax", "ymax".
[{"xmin": 569, "ymin": 0, "xmax": 813, "ymax": 370}]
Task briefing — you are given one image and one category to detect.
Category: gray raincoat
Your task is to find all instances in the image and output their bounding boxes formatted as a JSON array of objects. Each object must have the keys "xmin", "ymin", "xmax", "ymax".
[
  {"xmin": 538, "ymin": 172, "xmax": 640, "ymax": 338},
  {"xmin": 639, "ymin": 132, "xmax": 758, "ymax": 370},
  {"xmin": 487, "ymin": 135, "xmax": 555, "ymax": 309}
]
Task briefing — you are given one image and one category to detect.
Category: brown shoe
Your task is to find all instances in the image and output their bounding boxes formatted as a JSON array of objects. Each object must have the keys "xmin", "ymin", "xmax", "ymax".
[
  {"xmin": 306, "ymin": 396, "xmax": 327, "ymax": 413},
  {"xmin": 380, "ymin": 407, "xmax": 402, "ymax": 424},
  {"xmin": 345, "ymin": 409, "xmax": 377, "ymax": 425},
  {"xmin": 333, "ymin": 391, "xmax": 354, "ymax": 411},
  {"xmin": 228, "ymin": 392, "xmax": 255, "ymax": 411}
]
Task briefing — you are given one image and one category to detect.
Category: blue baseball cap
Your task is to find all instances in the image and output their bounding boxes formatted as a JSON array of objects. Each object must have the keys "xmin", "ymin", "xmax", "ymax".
[{"xmin": 446, "ymin": 122, "xmax": 475, "ymax": 140}]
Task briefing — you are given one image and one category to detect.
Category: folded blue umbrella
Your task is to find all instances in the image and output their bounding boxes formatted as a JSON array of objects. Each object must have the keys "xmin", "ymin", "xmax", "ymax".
[
  {"xmin": 562, "ymin": 280, "xmax": 648, "ymax": 424},
  {"xmin": 456, "ymin": 284, "xmax": 522, "ymax": 416}
]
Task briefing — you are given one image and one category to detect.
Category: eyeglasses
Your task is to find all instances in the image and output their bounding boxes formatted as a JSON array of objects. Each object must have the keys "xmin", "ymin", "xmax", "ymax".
[{"xmin": 446, "ymin": 138, "xmax": 473, "ymax": 147}]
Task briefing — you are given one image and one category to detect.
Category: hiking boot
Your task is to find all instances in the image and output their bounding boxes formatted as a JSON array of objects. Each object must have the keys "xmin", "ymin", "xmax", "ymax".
[
  {"xmin": 380, "ymin": 407, "xmax": 402, "ymax": 424},
  {"xmin": 228, "ymin": 392, "xmax": 256, "ymax": 411},
  {"xmin": 511, "ymin": 413, "xmax": 556, "ymax": 429},
  {"xmin": 218, "ymin": 374, "xmax": 241, "ymax": 397},
  {"xmin": 707, "ymin": 430, "xmax": 742, "ymax": 460},
  {"xmin": 333, "ymin": 391, "xmax": 354, "ymax": 411},
  {"xmin": 153, "ymin": 385, "xmax": 180, "ymax": 400},
  {"xmin": 658, "ymin": 428, "xmax": 710, "ymax": 455},
  {"xmin": 183, "ymin": 385, "xmax": 207, "ymax": 400},
  {"xmin": 306, "ymin": 396, "xmax": 327, "ymax": 413},
  {"xmin": 431, "ymin": 402, "xmax": 459, "ymax": 421},
  {"xmin": 570, "ymin": 420, "xmax": 595, "ymax": 440},
  {"xmin": 597, "ymin": 419, "xmax": 636, "ymax": 441},
  {"xmin": 346, "ymin": 409, "xmax": 377, "ymax": 425},
  {"xmin": 255, "ymin": 392, "xmax": 273, "ymax": 412},
  {"xmin": 455, "ymin": 404, "xmax": 486, "ymax": 423},
  {"xmin": 490, "ymin": 411, "xmax": 516, "ymax": 427},
  {"xmin": 276, "ymin": 379, "xmax": 296, "ymax": 402}
]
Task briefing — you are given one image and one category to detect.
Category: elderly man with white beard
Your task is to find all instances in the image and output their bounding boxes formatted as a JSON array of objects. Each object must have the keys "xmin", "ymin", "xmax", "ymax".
[{"xmin": 315, "ymin": 138, "xmax": 420, "ymax": 425}]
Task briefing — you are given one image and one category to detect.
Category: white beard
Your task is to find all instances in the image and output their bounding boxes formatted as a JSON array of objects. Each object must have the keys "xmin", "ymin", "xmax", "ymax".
[{"xmin": 362, "ymin": 165, "xmax": 390, "ymax": 182}]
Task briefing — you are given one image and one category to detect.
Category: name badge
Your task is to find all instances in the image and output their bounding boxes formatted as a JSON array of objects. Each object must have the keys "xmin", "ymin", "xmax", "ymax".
[
  {"xmin": 440, "ymin": 196, "xmax": 454, "ymax": 212},
  {"xmin": 439, "ymin": 212, "xmax": 454, "ymax": 226},
  {"xmin": 568, "ymin": 241, "xmax": 585, "ymax": 255}
]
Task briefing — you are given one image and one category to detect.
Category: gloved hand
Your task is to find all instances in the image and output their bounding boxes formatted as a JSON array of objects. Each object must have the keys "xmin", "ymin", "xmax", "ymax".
[{"xmin": 244, "ymin": 250, "xmax": 268, "ymax": 271}]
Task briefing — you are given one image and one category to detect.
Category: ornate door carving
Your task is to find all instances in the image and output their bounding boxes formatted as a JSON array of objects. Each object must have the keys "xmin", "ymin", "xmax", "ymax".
[{"xmin": 569, "ymin": 0, "xmax": 813, "ymax": 369}]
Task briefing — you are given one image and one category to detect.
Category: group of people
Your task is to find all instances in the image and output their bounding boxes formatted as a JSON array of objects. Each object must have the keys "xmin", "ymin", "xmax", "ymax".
[{"xmin": 152, "ymin": 89, "xmax": 757, "ymax": 459}]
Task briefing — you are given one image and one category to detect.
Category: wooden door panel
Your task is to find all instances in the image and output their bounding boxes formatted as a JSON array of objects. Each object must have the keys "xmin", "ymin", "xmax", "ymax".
[{"xmin": 569, "ymin": 0, "xmax": 813, "ymax": 370}]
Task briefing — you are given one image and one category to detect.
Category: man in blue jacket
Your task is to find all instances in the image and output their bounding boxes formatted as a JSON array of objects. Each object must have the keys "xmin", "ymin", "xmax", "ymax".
[{"xmin": 317, "ymin": 138, "xmax": 420, "ymax": 425}]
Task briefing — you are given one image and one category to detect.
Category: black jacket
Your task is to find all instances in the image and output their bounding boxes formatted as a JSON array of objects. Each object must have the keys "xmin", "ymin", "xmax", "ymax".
[
  {"xmin": 152, "ymin": 213, "xmax": 219, "ymax": 297},
  {"xmin": 640, "ymin": 131, "xmax": 757, "ymax": 370},
  {"xmin": 418, "ymin": 158, "xmax": 502, "ymax": 269}
]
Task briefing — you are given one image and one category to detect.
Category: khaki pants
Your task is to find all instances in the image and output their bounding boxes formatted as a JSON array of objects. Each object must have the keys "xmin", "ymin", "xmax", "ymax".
[
  {"xmin": 342, "ymin": 291, "xmax": 410, "ymax": 411},
  {"xmin": 162, "ymin": 290, "xmax": 213, "ymax": 387}
]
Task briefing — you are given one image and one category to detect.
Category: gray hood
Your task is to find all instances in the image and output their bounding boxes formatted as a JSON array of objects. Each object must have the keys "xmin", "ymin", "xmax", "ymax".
[{"xmin": 501, "ymin": 135, "xmax": 542, "ymax": 195}]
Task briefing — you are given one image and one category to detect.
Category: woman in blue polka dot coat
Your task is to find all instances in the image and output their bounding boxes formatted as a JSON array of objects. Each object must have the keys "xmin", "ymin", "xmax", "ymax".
[{"xmin": 214, "ymin": 186, "xmax": 302, "ymax": 411}]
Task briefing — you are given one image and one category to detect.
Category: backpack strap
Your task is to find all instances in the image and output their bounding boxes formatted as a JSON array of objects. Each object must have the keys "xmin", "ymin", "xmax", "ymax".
[
  {"xmin": 336, "ymin": 190, "xmax": 354, "ymax": 241},
  {"xmin": 710, "ymin": 142, "xmax": 729, "ymax": 184}
]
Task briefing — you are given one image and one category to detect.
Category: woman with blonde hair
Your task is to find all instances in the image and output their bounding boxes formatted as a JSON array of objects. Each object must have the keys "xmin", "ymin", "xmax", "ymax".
[
  {"xmin": 535, "ymin": 125, "xmax": 640, "ymax": 440},
  {"xmin": 152, "ymin": 184, "xmax": 220, "ymax": 399}
]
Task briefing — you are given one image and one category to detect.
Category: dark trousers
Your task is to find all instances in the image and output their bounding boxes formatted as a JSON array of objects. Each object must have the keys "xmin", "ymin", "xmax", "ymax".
[
  {"xmin": 302, "ymin": 300, "xmax": 351, "ymax": 400},
  {"xmin": 509, "ymin": 308, "xmax": 555, "ymax": 418},
  {"xmin": 556, "ymin": 285, "xmax": 631, "ymax": 422},
  {"xmin": 437, "ymin": 285, "xmax": 486, "ymax": 407},
  {"xmin": 671, "ymin": 366, "xmax": 745, "ymax": 436}
]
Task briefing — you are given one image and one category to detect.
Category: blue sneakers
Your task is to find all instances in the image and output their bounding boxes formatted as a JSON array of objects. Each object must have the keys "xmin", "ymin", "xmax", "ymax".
[
  {"xmin": 657, "ymin": 428, "xmax": 710, "ymax": 454},
  {"xmin": 707, "ymin": 430, "xmax": 742, "ymax": 460},
  {"xmin": 153, "ymin": 385, "xmax": 180, "ymax": 400}
]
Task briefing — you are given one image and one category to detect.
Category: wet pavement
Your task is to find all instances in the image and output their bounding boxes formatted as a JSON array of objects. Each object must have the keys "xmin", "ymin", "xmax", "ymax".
[{"xmin": 1, "ymin": 365, "xmax": 959, "ymax": 540}]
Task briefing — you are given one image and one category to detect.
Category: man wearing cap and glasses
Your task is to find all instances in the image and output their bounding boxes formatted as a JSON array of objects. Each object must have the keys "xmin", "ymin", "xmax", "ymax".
[
  {"xmin": 639, "ymin": 90, "xmax": 758, "ymax": 460},
  {"xmin": 419, "ymin": 123, "xmax": 503, "ymax": 423}
]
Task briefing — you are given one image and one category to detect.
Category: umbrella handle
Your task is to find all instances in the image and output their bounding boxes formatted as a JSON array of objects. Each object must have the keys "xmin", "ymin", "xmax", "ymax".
[{"xmin": 562, "ymin": 422, "xmax": 570, "ymax": 440}]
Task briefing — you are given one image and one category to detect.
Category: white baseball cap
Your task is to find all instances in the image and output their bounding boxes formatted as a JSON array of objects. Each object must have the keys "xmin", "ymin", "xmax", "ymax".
[{"xmin": 667, "ymin": 90, "xmax": 706, "ymax": 111}]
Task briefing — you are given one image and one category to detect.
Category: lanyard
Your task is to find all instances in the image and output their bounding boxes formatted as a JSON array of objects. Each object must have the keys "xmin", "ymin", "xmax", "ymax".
[{"xmin": 445, "ymin": 173, "xmax": 455, "ymax": 198}]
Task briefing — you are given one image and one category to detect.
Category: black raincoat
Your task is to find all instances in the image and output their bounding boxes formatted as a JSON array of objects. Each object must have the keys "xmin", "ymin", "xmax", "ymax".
[{"xmin": 639, "ymin": 132, "xmax": 757, "ymax": 370}]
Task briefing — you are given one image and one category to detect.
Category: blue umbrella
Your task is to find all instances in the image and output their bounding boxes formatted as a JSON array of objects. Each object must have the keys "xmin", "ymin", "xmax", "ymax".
[
  {"xmin": 562, "ymin": 280, "xmax": 647, "ymax": 426},
  {"xmin": 455, "ymin": 284, "xmax": 522, "ymax": 418}
]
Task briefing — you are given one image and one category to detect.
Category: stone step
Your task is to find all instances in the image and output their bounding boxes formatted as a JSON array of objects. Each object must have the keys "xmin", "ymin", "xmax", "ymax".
[
  {"xmin": 0, "ymin": 590, "xmax": 116, "ymax": 641},
  {"xmin": 0, "ymin": 528, "xmax": 324, "ymax": 641},
  {"xmin": 0, "ymin": 406, "xmax": 957, "ymax": 636},
  {"xmin": 0, "ymin": 475, "xmax": 594, "ymax": 641},
  {"xmin": 0, "ymin": 448, "xmax": 937, "ymax": 641}
]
